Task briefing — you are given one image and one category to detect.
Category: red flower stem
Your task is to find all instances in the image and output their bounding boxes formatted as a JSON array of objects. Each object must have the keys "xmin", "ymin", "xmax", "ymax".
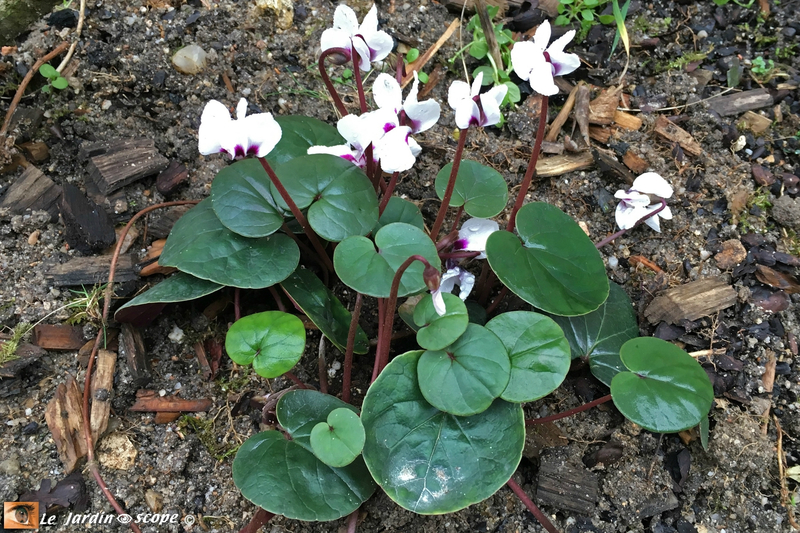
[
  {"xmin": 379, "ymin": 172, "xmax": 400, "ymax": 214},
  {"xmin": 485, "ymin": 285, "xmax": 508, "ymax": 315},
  {"xmin": 439, "ymin": 250, "xmax": 481, "ymax": 260},
  {"xmin": 476, "ymin": 261, "xmax": 494, "ymax": 305},
  {"xmin": 342, "ymin": 293, "xmax": 363, "ymax": 404},
  {"xmin": 395, "ymin": 52, "xmax": 405, "ymax": 84},
  {"xmin": 352, "ymin": 51, "xmax": 368, "ymax": 114},
  {"xmin": 507, "ymin": 95, "xmax": 548, "ymax": 234},
  {"xmin": 239, "ymin": 508, "xmax": 274, "ymax": 533},
  {"xmin": 318, "ymin": 337, "xmax": 328, "ymax": 395},
  {"xmin": 346, "ymin": 509, "xmax": 360, "ymax": 533},
  {"xmin": 268, "ymin": 286, "xmax": 287, "ymax": 312},
  {"xmin": 372, "ymin": 299, "xmax": 386, "ymax": 383},
  {"xmin": 259, "ymin": 158, "xmax": 334, "ymax": 273},
  {"xmin": 594, "ymin": 199, "xmax": 668, "ymax": 249},
  {"xmin": 436, "ymin": 230, "xmax": 459, "ymax": 251},
  {"xmin": 375, "ymin": 255, "xmax": 433, "ymax": 378},
  {"xmin": 506, "ymin": 478, "xmax": 560, "ymax": 533},
  {"xmin": 366, "ymin": 145, "xmax": 378, "ymax": 191},
  {"xmin": 318, "ymin": 48, "xmax": 349, "ymax": 117},
  {"xmin": 429, "ymin": 128, "xmax": 469, "ymax": 241},
  {"xmin": 525, "ymin": 394, "xmax": 612, "ymax": 425},
  {"xmin": 284, "ymin": 371, "xmax": 311, "ymax": 389},
  {"xmin": 449, "ymin": 205, "xmax": 464, "ymax": 234},
  {"xmin": 234, "ymin": 287, "xmax": 241, "ymax": 321}
]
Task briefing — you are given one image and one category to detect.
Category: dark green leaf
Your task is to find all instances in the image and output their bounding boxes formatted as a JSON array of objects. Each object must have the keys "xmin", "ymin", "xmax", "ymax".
[
  {"xmin": 310, "ymin": 408, "xmax": 366, "ymax": 468},
  {"xmin": 435, "ymin": 160, "xmax": 509, "ymax": 218},
  {"xmin": 114, "ymin": 272, "xmax": 223, "ymax": 324},
  {"xmin": 280, "ymin": 268, "xmax": 369, "ymax": 354},
  {"xmin": 159, "ymin": 198, "xmax": 299, "ymax": 288},
  {"xmin": 277, "ymin": 390, "xmax": 360, "ymax": 448},
  {"xmin": 271, "ymin": 154, "xmax": 378, "ymax": 242},
  {"xmin": 503, "ymin": 82, "xmax": 521, "ymax": 104},
  {"xmin": 418, "ymin": 324, "xmax": 510, "ymax": 416},
  {"xmin": 225, "ymin": 311, "xmax": 305, "ymax": 378},
  {"xmin": 485, "ymin": 202, "xmax": 609, "ymax": 316},
  {"xmin": 361, "ymin": 351, "xmax": 524, "ymax": 514},
  {"xmin": 334, "ymin": 223, "xmax": 440, "ymax": 298},
  {"xmin": 469, "ymin": 40, "xmax": 489, "ymax": 60},
  {"xmin": 485, "ymin": 311, "xmax": 570, "ymax": 403},
  {"xmin": 611, "ymin": 337, "xmax": 714, "ymax": 433},
  {"xmin": 473, "ymin": 65, "xmax": 495, "ymax": 85},
  {"xmin": 211, "ymin": 158, "xmax": 284, "ymax": 238},
  {"xmin": 413, "ymin": 293, "xmax": 469, "ymax": 351},
  {"xmin": 267, "ymin": 115, "xmax": 344, "ymax": 166},
  {"xmin": 375, "ymin": 196, "xmax": 424, "ymax": 232},
  {"xmin": 549, "ymin": 283, "xmax": 637, "ymax": 387}
]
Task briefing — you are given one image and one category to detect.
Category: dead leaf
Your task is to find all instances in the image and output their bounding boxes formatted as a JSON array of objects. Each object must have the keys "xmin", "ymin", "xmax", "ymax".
[{"xmin": 755, "ymin": 265, "xmax": 800, "ymax": 294}]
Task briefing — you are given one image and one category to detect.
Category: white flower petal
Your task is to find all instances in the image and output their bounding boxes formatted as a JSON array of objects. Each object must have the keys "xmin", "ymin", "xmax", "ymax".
[
  {"xmin": 333, "ymin": 4, "xmax": 359, "ymax": 34},
  {"xmin": 358, "ymin": 4, "xmax": 380, "ymax": 35},
  {"xmin": 364, "ymin": 31, "xmax": 393, "ymax": 62},
  {"xmin": 373, "ymin": 73, "xmax": 403, "ymax": 113},
  {"xmin": 320, "ymin": 27, "xmax": 353, "ymax": 55},
  {"xmin": 198, "ymin": 100, "xmax": 232, "ymax": 156},
  {"xmin": 351, "ymin": 38, "xmax": 372, "ymax": 71},
  {"xmin": 533, "ymin": 20, "xmax": 552, "ymax": 51},
  {"xmin": 432, "ymin": 288, "xmax": 447, "ymax": 316},
  {"xmin": 440, "ymin": 268, "xmax": 460, "ymax": 293},
  {"xmin": 404, "ymin": 73, "xmax": 441, "ymax": 133},
  {"xmin": 526, "ymin": 61, "xmax": 558, "ymax": 96},
  {"xmin": 448, "ymin": 80, "xmax": 472, "ymax": 109},
  {"xmin": 308, "ymin": 144, "xmax": 365, "ymax": 168},
  {"xmin": 454, "ymin": 99, "xmax": 480, "ymax": 129},
  {"xmin": 242, "ymin": 112, "xmax": 282, "ymax": 158},
  {"xmin": 470, "ymin": 72, "xmax": 484, "ymax": 96},
  {"xmin": 643, "ymin": 210, "xmax": 662, "ymax": 232},
  {"xmin": 235, "ymin": 98, "xmax": 248, "ymax": 120},
  {"xmin": 479, "ymin": 85, "xmax": 508, "ymax": 127},
  {"xmin": 510, "ymin": 41, "xmax": 538, "ymax": 80},
  {"xmin": 631, "ymin": 172, "xmax": 673, "ymax": 199},
  {"xmin": 407, "ymin": 136, "xmax": 421, "ymax": 157},
  {"xmin": 659, "ymin": 205, "xmax": 673, "ymax": 220},
  {"xmin": 615, "ymin": 189, "xmax": 651, "ymax": 206},
  {"xmin": 548, "ymin": 29, "xmax": 576, "ymax": 55},
  {"xmin": 457, "ymin": 270, "xmax": 476, "ymax": 300},
  {"xmin": 374, "ymin": 126, "xmax": 416, "ymax": 172},
  {"xmin": 458, "ymin": 218, "xmax": 499, "ymax": 258},
  {"xmin": 615, "ymin": 203, "xmax": 643, "ymax": 230}
]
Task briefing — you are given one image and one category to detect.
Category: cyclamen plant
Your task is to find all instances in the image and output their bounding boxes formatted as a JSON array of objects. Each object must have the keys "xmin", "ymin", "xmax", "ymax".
[{"xmin": 114, "ymin": 5, "xmax": 711, "ymax": 531}]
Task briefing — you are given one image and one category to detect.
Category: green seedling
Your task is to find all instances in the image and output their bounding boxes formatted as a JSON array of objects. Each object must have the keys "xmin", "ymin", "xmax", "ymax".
[{"xmin": 39, "ymin": 63, "xmax": 68, "ymax": 93}]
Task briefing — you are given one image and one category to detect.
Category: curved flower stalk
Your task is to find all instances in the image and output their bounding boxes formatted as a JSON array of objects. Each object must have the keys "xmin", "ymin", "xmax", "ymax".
[
  {"xmin": 615, "ymin": 172, "xmax": 674, "ymax": 232},
  {"xmin": 510, "ymin": 20, "xmax": 580, "ymax": 97},
  {"xmin": 447, "ymin": 71, "xmax": 507, "ymax": 129},
  {"xmin": 321, "ymin": 4, "xmax": 393, "ymax": 72},
  {"xmin": 198, "ymin": 98, "xmax": 281, "ymax": 159}
]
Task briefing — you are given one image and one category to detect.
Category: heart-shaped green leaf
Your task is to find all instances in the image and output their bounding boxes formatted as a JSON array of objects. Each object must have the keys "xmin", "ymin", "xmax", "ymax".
[
  {"xmin": 485, "ymin": 202, "xmax": 609, "ymax": 316},
  {"xmin": 270, "ymin": 154, "xmax": 378, "ymax": 242},
  {"xmin": 211, "ymin": 158, "xmax": 284, "ymax": 238},
  {"xmin": 114, "ymin": 272, "xmax": 223, "ymax": 325},
  {"xmin": 310, "ymin": 408, "xmax": 366, "ymax": 468},
  {"xmin": 280, "ymin": 268, "xmax": 369, "ymax": 354},
  {"xmin": 435, "ymin": 160, "xmax": 509, "ymax": 218},
  {"xmin": 361, "ymin": 351, "xmax": 524, "ymax": 514},
  {"xmin": 413, "ymin": 293, "xmax": 469, "ymax": 350},
  {"xmin": 611, "ymin": 337, "xmax": 714, "ymax": 433},
  {"xmin": 417, "ymin": 324, "xmax": 511, "ymax": 416},
  {"xmin": 375, "ymin": 196, "xmax": 424, "ymax": 232},
  {"xmin": 267, "ymin": 115, "xmax": 345, "ymax": 166},
  {"xmin": 159, "ymin": 199, "xmax": 299, "ymax": 288},
  {"xmin": 225, "ymin": 311, "xmax": 306, "ymax": 378},
  {"xmin": 334, "ymin": 223, "xmax": 441, "ymax": 298},
  {"xmin": 550, "ymin": 282, "xmax": 638, "ymax": 386},
  {"xmin": 234, "ymin": 390, "xmax": 375, "ymax": 521},
  {"xmin": 485, "ymin": 311, "xmax": 570, "ymax": 403}
]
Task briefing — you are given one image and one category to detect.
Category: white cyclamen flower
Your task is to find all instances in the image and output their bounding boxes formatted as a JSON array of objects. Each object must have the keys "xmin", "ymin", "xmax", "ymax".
[
  {"xmin": 511, "ymin": 20, "xmax": 581, "ymax": 96},
  {"xmin": 198, "ymin": 98, "xmax": 281, "ymax": 159},
  {"xmin": 614, "ymin": 172, "xmax": 674, "ymax": 232},
  {"xmin": 373, "ymin": 72, "xmax": 441, "ymax": 134},
  {"xmin": 320, "ymin": 4, "xmax": 393, "ymax": 71},
  {"xmin": 432, "ymin": 267, "xmax": 476, "ymax": 316},
  {"xmin": 453, "ymin": 218, "xmax": 500, "ymax": 259},
  {"xmin": 447, "ymin": 72, "xmax": 508, "ymax": 129},
  {"xmin": 308, "ymin": 111, "xmax": 381, "ymax": 168}
]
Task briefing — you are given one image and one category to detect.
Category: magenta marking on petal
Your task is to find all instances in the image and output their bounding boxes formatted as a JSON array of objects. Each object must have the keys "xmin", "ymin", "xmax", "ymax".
[
  {"xmin": 383, "ymin": 123, "xmax": 395, "ymax": 133},
  {"xmin": 246, "ymin": 145, "xmax": 259, "ymax": 156},
  {"xmin": 453, "ymin": 238, "xmax": 468, "ymax": 251},
  {"xmin": 342, "ymin": 154, "xmax": 357, "ymax": 162},
  {"xmin": 234, "ymin": 145, "xmax": 245, "ymax": 158}
]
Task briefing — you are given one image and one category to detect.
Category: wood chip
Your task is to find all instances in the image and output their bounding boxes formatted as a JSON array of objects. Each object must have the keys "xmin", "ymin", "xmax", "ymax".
[
  {"xmin": 536, "ymin": 151, "xmax": 594, "ymax": 177},
  {"xmin": 139, "ymin": 238, "xmax": 176, "ymax": 276},
  {"xmin": 33, "ymin": 324, "xmax": 85, "ymax": 350},
  {"xmin": 762, "ymin": 351, "xmax": 776, "ymax": 393},
  {"xmin": 90, "ymin": 350, "xmax": 117, "ymax": 443},
  {"xmin": 708, "ymin": 88, "xmax": 773, "ymax": 117},
  {"xmin": 0, "ymin": 344, "xmax": 46, "ymax": 378},
  {"xmin": 739, "ymin": 111, "xmax": 772, "ymax": 134},
  {"xmin": 19, "ymin": 141, "xmax": 49, "ymax": 161},
  {"xmin": 613, "ymin": 110, "xmax": 642, "ymax": 130},
  {"xmin": 129, "ymin": 390, "xmax": 212, "ymax": 412},
  {"xmin": 45, "ymin": 254, "xmax": 137, "ymax": 287},
  {"xmin": 653, "ymin": 115, "xmax": 703, "ymax": 156},
  {"xmin": 523, "ymin": 422, "xmax": 566, "ymax": 460},
  {"xmin": 593, "ymin": 147, "xmax": 634, "ymax": 184},
  {"xmin": 622, "ymin": 149, "xmax": 649, "ymax": 174},
  {"xmin": 644, "ymin": 276, "xmax": 738, "ymax": 325},
  {"xmin": 588, "ymin": 86, "xmax": 622, "ymax": 125},
  {"xmin": 0, "ymin": 165, "xmax": 62, "ymax": 219},
  {"xmin": 120, "ymin": 324, "xmax": 151, "ymax": 388},
  {"xmin": 545, "ymin": 83, "xmax": 580, "ymax": 143},
  {"xmin": 537, "ymin": 452, "xmax": 599, "ymax": 515},
  {"xmin": 82, "ymin": 138, "xmax": 169, "ymax": 195},
  {"xmin": 45, "ymin": 375, "xmax": 88, "ymax": 473},
  {"xmin": 715, "ymin": 239, "xmax": 747, "ymax": 269},
  {"xmin": 155, "ymin": 161, "xmax": 189, "ymax": 195},
  {"xmin": 588, "ymin": 125, "xmax": 613, "ymax": 144},
  {"xmin": 59, "ymin": 183, "xmax": 117, "ymax": 254}
]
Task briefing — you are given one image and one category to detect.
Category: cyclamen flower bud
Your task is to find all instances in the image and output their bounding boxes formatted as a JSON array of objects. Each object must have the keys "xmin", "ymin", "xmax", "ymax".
[{"xmin": 423, "ymin": 265, "xmax": 441, "ymax": 292}]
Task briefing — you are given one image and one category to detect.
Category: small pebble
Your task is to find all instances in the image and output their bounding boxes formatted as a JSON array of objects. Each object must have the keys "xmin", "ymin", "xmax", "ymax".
[
  {"xmin": 607, "ymin": 256, "xmax": 619, "ymax": 269},
  {"xmin": 700, "ymin": 250, "xmax": 712, "ymax": 260},
  {"xmin": 27, "ymin": 230, "xmax": 40, "ymax": 245},
  {"xmin": 168, "ymin": 325, "xmax": 185, "ymax": 343},
  {"xmin": 174, "ymin": 382, "xmax": 182, "ymax": 390},
  {"xmin": 172, "ymin": 44, "xmax": 207, "ymax": 75},
  {"xmin": 101, "ymin": 100, "xmax": 112, "ymax": 110},
  {"xmin": 159, "ymin": 389, "xmax": 167, "ymax": 397}
]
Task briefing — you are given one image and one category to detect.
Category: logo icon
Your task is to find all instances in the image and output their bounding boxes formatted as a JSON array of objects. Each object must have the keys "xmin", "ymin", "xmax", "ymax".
[
  {"xmin": 3, "ymin": 502, "xmax": 39, "ymax": 529},
  {"xmin": 116, "ymin": 514, "xmax": 133, "ymax": 524}
]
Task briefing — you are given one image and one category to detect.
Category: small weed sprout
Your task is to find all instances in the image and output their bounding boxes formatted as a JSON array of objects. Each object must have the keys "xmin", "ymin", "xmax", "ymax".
[
  {"xmin": 38, "ymin": 63, "xmax": 69, "ymax": 93},
  {"xmin": 0, "ymin": 323, "xmax": 33, "ymax": 366}
]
